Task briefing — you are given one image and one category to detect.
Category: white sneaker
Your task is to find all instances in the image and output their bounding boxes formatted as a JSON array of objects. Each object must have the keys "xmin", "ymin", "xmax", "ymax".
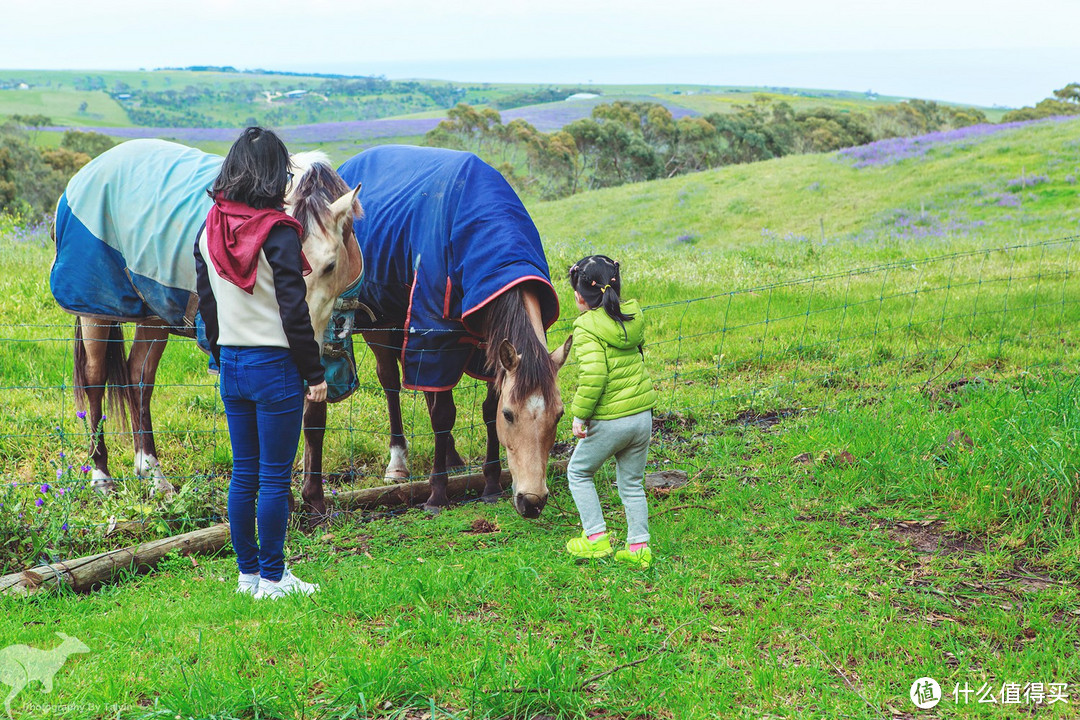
[
  {"xmin": 253, "ymin": 568, "xmax": 319, "ymax": 600},
  {"xmin": 237, "ymin": 572, "xmax": 261, "ymax": 595}
]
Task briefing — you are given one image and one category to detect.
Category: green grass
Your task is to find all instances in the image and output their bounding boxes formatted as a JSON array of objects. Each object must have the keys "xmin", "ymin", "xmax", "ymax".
[
  {"xmin": 1, "ymin": 380, "xmax": 1078, "ymax": 718},
  {"xmin": 1, "ymin": 117, "xmax": 1079, "ymax": 718},
  {"xmin": 0, "ymin": 88, "xmax": 130, "ymax": 126}
]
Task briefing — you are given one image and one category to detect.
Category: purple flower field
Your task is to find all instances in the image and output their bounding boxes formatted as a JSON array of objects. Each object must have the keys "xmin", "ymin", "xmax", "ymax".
[
  {"xmin": 502, "ymin": 96, "xmax": 697, "ymax": 132},
  {"xmin": 838, "ymin": 116, "xmax": 1079, "ymax": 168},
  {"xmin": 43, "ymin": 96, "xmax": 698, "ymax": 144}
]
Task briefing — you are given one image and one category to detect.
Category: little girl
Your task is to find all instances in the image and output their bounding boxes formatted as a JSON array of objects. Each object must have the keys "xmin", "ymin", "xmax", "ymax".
[{"xmin": 565, "ymin": 254, "xmax": 657, "ymax": 567}]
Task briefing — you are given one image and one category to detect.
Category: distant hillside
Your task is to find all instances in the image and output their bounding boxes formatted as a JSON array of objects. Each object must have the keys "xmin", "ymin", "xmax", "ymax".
[
  {"xmin": 531, "ymin": 115, "xmax": 1080, "ymax": 299},
  {"xmin": 0, "ymin": 67, "xmax": 991, "ymax": 134}
]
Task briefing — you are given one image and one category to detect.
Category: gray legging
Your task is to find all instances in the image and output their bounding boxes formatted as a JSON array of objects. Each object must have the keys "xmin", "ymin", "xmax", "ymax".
[{"xmin": 566, "ymin": 410, "xmax": 652, "ymax": 544}]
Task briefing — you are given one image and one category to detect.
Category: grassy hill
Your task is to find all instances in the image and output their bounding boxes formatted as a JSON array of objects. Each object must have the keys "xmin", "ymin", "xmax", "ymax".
[{"xmin": 1, "ymin": 116, "xmax": 1078, "ymax": 718}]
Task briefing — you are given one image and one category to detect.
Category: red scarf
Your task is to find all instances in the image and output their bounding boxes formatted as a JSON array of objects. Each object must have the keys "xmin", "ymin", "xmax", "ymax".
[{"xmin": 205, "ymin": 196, "xmax": 308, "ymax": 294}]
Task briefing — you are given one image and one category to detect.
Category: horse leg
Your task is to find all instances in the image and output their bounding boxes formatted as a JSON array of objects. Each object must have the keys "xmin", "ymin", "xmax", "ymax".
[
  {"xmin": 423, "ymin": 389, "xmax": 455, "ymax": 512},
  {"xmin": 301, "ymin": 399, "xmax": 328, "ymax": 527},
  {"xmin": 425, "ymin": 391, "xmax": 466, "ymax": 471},
  {"xmin": 362, "ymin": 329, "xmax": 410, "ymax": 483},
  {"xmin": 128, "ymin": 320, "xmax": 174, "ymax": 496},
  {"xmin": 480, "ymin": 383, "xmax": 503, "ymax": 502},
  {"xmin": 74, "ymin": 317, "xmax": 116, "ymax": 493}
]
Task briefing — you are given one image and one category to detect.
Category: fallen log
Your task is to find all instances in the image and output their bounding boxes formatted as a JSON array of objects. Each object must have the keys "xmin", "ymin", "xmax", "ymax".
[
  {"xmin": 1, "ymin": 524, "xmax": 230, "ymax": 597},
  {"xmin": 331, "ymin": 460, "xmax": 568, "ymax": 511},
  {"xmin": 1, "ymin": 460, "xmax": 569, "ymax": 596}
]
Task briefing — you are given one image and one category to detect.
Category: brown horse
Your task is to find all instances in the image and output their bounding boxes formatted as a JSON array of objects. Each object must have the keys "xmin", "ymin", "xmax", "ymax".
[
  {"xmin": 51, "ymin": 141, "xmax": 361, "ymax": 495},
  {"xmin": 300, "ymin": 145, "xmax": 571, "ymax": 520},
  {"xmin": 301, "ymin": 284, "xmax": 571, "ymax": 519}
]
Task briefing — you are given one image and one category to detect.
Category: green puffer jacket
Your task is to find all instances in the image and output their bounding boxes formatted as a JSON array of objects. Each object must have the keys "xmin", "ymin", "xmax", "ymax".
[{"xmin": 571, "ymin": 299, "xmax": 657, "ymax": 421}]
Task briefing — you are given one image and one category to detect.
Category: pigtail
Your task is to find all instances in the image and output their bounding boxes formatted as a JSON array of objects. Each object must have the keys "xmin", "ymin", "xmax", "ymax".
[
  {"xmin": 569, "ymin": 255, "xmax": 635, "ymax": 333},
  {"xmin": 600, "ymin": 280, "xmax": 634, "ymax": 328}
]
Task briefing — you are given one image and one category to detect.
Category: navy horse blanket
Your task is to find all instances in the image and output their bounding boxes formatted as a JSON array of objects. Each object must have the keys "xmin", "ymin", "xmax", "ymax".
[
  {"xmin": 51, "ymin": 139, "xmax": 222, "ymax": 336},
  {"xmin": 332, "ymin": 145, "xmax": 558, "ymax": 394}
]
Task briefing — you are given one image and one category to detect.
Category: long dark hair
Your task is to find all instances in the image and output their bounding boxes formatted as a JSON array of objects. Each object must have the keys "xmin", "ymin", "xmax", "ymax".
[
  {"xmin": 568, "ymin": 254, "xmax": 634, "ymax": 326},
  {"xmin": 209, "ymin": 126, "xmax": 292, "ymax": 209}
]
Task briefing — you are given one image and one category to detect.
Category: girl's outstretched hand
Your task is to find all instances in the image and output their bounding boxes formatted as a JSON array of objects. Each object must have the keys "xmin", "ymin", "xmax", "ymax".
[{"xmin": 572, "ymin": 417, "xmax": 588, "ymax": 438}]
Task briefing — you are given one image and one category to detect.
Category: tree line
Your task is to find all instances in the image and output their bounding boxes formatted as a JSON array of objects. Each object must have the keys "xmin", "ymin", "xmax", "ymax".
[
  {"xmin": 423, "ymin": 96, "xmax": 991, "ymax": 199},
  {"xmin": 0, "ymin": 118, "xmax": 115, "ymax": 219}
]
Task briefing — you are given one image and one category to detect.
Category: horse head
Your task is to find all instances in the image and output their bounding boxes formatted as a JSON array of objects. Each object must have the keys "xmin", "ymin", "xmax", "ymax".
[
  {"xmin": 494, "ymin": 333, "xmax": 573, "ymax": 518},
  {"xmin": 286, "ymin": 152, "xmax": 363, "ymax": 350}
]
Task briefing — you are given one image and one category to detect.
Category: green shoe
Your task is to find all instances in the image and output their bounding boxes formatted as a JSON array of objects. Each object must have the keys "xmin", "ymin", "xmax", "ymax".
[
  {"xmin": 615, "ymin": 545, "xmax": 653, "ymax": 568},
  {"xmin": 566, "ymin": 532, "xmax": 613, "ymax": 559}
]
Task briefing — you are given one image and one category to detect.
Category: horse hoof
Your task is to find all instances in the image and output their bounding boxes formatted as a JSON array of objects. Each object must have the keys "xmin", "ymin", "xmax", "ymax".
[
  {"xmin": 480, "ymin": 494, "xmax": 500, "ymax": 505},
  {"xmin": 150, "ymin": 479, "xmax": 176, "ymax": 497},
  {"xmin": 90, "ymin": 479, "xmax": 115, "ymax": 495},
  {"xmin": 304, "ymin": 513, "xmax": 329, "ymax": 530},
  {"xmin": 422, "ymin": 504, "xmax": 443, "ymax": 516}
]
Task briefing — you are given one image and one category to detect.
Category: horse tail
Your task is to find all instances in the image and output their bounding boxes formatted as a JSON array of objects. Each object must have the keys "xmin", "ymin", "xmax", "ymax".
[
  {"xmin": 73, "ymin": 320, "xmax": 131, "ymax": 431},
  {"xmin": 103, "ymin": 323, "xmax": 131, "ymax": 432},
  {"xmin": 73, "ymin": 320, "xmax": 88, "ymax": 411}
]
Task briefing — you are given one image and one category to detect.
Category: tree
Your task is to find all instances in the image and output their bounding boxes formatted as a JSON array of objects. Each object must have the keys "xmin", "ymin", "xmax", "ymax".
[
  {"xmin": 60, "ymin": 130, "xmax": 115, "ymax": 159},
  {"xmin": 0, "ymin": 122, "xmax": 68, "ymax": 218},
  {"xmin": 1002, "ymin": 84, "xmax": 1080, "ymax": 122}
]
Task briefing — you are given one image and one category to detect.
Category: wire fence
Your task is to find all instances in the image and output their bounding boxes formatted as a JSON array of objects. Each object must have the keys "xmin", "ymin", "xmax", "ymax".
[{"xmin": 2, "ymin": 235, "xmax": 1078, "ymax": 551}]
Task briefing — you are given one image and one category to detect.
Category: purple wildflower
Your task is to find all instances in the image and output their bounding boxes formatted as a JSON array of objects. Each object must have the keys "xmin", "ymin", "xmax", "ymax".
[
  {"xmin": 840, "ymin": 117, "xmax": 1078, "ymax": 168},
  {"xmin": 59, "ymin": 452, "xmax": 65, "ymax": 459},
  {"xmin": 41, "ymin": 484, "xmax": 50, "ymax": 493},
  {"xmin": 61, "ymin": 523, "xmax": 68, "ymax": 531},
  {"xmin": 76, "ymin": 411, "xmax": 87, "ymax": 419},
  {"xmin": 80, "ymin": 465, "xmax": 91, "ymax": 474},
  {"xmin": 35, "ymin": 498, "xmax": 44, "ymax": 507},
  {"xmin": 1006, "ymin": 174, "xmax": 1048, "ymax": 189},
  {"xmin": 55, "ymin": 468, "xmax": 63, "ymax": 479}
]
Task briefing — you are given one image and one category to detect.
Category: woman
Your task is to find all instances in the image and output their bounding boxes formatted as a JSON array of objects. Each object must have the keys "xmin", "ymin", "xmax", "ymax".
[{"xmin": 194, "ymin": 127, "xmax": 326, "ymax": 600}]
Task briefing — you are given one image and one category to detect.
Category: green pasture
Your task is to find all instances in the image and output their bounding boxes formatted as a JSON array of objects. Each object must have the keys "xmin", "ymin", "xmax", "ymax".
[{"xmin": 1, "ymin": 117, "xmax": 1079, "ymax": 718}]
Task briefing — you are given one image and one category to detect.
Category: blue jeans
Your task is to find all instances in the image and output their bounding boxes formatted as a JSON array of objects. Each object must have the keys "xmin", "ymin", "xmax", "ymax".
[{"xmin": 219, "ymin": 346, "xmax": 304, "ymax": 582}]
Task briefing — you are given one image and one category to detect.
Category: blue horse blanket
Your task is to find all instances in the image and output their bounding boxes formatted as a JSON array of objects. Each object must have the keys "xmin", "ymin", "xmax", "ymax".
[
  {"xmin": 51, "ymin": 139, "xmax": 222, "ymax": 334},
  {"xmin": 335, "ymin": 145, "xmax": 558, "ymax": 392}
]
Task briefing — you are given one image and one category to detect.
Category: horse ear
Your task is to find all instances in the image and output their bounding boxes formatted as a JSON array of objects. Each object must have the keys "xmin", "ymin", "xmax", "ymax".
[
  {"xmin": 331, "ymin": 183, "xmax": 362, "ymax": 220},
  {"xmin": 499, "ymin": 339, "xmax": 520, "ymax": 373},
  {"xmin": 550, "ymin": 334, "xmax": 572, "ymax": 370}
]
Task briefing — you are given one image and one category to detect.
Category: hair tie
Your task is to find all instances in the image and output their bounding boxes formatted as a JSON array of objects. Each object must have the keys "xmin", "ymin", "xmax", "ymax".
[{"xmin": 601, "ymin": 284, "xmax": 612, "ymax": 293}]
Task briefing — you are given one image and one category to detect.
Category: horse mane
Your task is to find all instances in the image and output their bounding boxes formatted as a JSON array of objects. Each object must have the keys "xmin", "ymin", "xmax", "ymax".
[
  {"xmin": 484, "ymin": 286, "xmax": 557, "ymax": 405},
  {"xmin": 289, "ymin": 161, "xmax": 356, "ymax": 237}
]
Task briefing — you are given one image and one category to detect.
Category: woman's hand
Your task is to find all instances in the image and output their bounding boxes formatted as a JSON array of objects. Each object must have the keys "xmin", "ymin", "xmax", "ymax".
[
  {"xmin": 572, "ymin": 417, "xmax": 588, "ymax": 438},
  {"xmin": 306, "ymin": 381, "xmax": 328, "ymax": 403}
]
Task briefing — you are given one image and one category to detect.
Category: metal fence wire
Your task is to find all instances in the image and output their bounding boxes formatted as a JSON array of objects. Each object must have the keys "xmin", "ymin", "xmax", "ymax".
[{"xmin": 1, "ymin": 236, "xmax": 1077, "ymax": 538}]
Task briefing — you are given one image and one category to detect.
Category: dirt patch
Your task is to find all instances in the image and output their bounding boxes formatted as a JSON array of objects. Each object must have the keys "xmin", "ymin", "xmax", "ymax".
[
  {"xmin": 457, "ymin": 601, "xmax": 501, "ymax": 623},
  {"xmin": 888, "ymin": 520, "xmax": 984, "ymax": 556},
  {"xmin": 794, "ymin": 512, "xmax": 856, "ymax": 528},
  {"xmin": 645, "ymin": 470, "xmax": 689, "ymax": 490},
  {"xmin": 549, "ymin": 441, "xmax": 574, "ymax": 459},
  {"xmin": 465, "ymin": 518, "xmax": 499, "ymax": 534},
  {"xmin": 730, "ymin": 407, "xmax": 800, "ymax": 428},
  {"xmin": 652, "ymin": 411, "xmax": 698, "ymax": 440},
  {"xmin": 924, "ymin": 375, "xmax": 992, "ymax": 409}
]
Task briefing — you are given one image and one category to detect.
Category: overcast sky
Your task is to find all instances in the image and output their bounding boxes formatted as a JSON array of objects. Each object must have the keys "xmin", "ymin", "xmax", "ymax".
[{"xmin": 2, "ymin": 0, "xmax": 1077, "ymax": 105}]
